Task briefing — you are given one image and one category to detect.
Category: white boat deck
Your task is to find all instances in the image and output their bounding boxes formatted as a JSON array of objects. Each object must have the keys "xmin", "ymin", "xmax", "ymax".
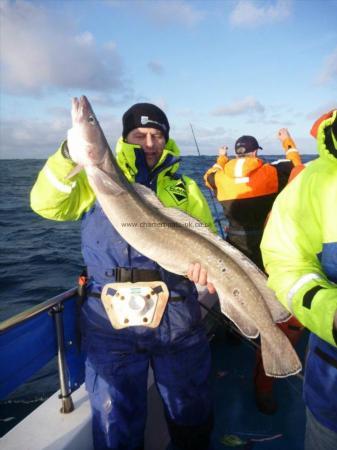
[
  {"xmin": 1, "ymin": 385, "xmax": 92, "ymax": 450},
  {"xmin": 1, "ymin": 373, "xmax": 171, "ymax": 450}
]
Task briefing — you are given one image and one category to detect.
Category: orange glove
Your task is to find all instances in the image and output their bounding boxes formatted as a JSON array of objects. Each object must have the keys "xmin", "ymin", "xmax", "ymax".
[
  {"xmin": 216, "ymin": 145, "xmax": 229, "ymax": 167},
  {"xmin": 204, "ymin": 146, "xmax": 229, "ymax": 189},
  {"xmin": 218, "ymin": 145, "xmax": 229, "ymax": 156},
  {"xmin": 278, "ymin": 128, "xmax": 296, "ymax": 151},
  {"xmin": 278, "ymin": 128, "xmax": 302, "ymax": 166}
]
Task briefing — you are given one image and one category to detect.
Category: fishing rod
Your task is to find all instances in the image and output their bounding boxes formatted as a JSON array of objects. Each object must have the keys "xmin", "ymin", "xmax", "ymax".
[{"xmin": 189, "ymin": 123, "xmax": 226, "ymax": 239}]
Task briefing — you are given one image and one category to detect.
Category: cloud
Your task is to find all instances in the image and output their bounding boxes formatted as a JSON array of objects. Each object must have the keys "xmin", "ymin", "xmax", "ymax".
[
  {"xmin": 0, "ymin": 1, "xmax": 128, "ymax": 96},
  {"xmin": 0, "ymin": 109, "xmax": 122, "ymax": 159},
  {"xmin": 230, "ymin": 0, "xmax": 291, "ymax": 27},
  {"xmin": 211, "ymin": 97, "xmax": 265, "ymax": 116},
  {"xmin": 142, "ymin": 0, "xmax": 204, "ymax": 26},
  {"xmin": 148, "ymin": 60, "xmax": 165, "ymax": 75},
  {"xmin": 316, "ymin": 47, "xmax": 337, "ymax": 85},
  {"xmin": 0, "ymin": 116, "xmax": 70, "ymax": 159}
]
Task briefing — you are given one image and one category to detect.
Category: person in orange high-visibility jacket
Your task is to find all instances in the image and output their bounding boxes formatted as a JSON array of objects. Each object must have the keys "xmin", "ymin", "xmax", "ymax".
[
  {"xmin": 201, "ymin": 130, "xmax": 304, "ymax": 415},
  {"xmin": 204, "ymin": 130, "xmax": 303, "ymax": 269}
]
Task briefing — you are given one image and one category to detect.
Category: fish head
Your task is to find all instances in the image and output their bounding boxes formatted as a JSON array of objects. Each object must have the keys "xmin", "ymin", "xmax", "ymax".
[{"xmin": 69, "ymin": 95, "xmax": 108, "ymax": 167}]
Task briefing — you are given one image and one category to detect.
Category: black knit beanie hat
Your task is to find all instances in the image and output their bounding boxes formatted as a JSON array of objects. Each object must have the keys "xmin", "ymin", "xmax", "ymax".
[{"xmin": 122, "ymin": 103, "xmax": 170, "ymax": 142}]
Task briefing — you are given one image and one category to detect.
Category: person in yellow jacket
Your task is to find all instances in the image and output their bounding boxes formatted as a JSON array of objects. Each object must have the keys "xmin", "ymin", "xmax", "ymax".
[
  {"xmin": 31, "ymin": 102, "xmax": 216, "ymax": 450},
  {"xmin": 261, "ymin": 109, "xmax": 337, "ymax": 450}
]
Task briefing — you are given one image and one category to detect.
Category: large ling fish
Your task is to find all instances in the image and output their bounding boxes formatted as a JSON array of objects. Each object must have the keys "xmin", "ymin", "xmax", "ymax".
[{"xmin": 68, "ymin": 95, "xmax": 302, "ymax": 378}]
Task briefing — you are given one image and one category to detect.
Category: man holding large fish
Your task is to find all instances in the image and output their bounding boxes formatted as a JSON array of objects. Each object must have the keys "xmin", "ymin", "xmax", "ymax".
[
  {"xmin": 31, "ymin": 100, "xmax": 217, "ymax": 450},
  {"xmin": 31, "ymin": 96, "xmax": 301, "ymax": 450}
]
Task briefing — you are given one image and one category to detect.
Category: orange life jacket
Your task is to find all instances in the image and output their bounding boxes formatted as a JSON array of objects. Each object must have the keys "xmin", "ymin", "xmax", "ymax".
[{"xmin": 213, "ymin": 157, "xmax": 279, "ymax": 201}]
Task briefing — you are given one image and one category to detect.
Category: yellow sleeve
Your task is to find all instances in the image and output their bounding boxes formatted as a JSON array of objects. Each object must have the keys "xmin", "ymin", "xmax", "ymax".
[{"xmin": 30, "ymin": 142, "xmax": 96, "ymax": 221}]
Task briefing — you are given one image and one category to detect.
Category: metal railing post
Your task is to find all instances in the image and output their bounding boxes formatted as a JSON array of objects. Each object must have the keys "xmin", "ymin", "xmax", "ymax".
[{"xmin": 50, "ymin": 303, "xmax": 74, "ymax": 413}]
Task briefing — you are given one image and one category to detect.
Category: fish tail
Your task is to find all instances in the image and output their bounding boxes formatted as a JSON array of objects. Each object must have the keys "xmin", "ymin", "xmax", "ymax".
[{"xmin": 260, "ymin": 326, "xmax": 302, "ymax": 378}]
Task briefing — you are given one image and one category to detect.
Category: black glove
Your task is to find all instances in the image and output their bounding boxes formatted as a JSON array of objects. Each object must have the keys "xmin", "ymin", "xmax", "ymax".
[{"xmin": 61, "ymin": 141, "xmax": 71, "ymax": 160}]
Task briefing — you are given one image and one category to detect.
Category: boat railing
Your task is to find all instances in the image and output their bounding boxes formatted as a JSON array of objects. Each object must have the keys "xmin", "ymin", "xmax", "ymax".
[
  {"xmin": 0, "ymin": 287, "xmax": 84, "ymax": 413},
  {"xmin": 0, "ymin": 287, "xmax": 76, "ymax": 332}
]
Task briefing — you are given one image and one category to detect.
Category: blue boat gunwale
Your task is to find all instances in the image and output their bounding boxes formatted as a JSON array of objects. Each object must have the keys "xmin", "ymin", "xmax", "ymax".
[
  {"xmin": 0, "ymin": 287, "xmax": 77, "ymax": 333},
  {"xmin": 0, "ymin": 288, "xmax": 84, "ymax": 400}
]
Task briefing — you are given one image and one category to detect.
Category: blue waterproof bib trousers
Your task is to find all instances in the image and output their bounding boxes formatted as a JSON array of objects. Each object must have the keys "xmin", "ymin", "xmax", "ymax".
[
  {"xmin": 304, "ymin": 242, "xmax": 337, "ymax": 435},
  {"xmin": 80, "ymin": 203, "xmax": 213, "ymax": 450}
]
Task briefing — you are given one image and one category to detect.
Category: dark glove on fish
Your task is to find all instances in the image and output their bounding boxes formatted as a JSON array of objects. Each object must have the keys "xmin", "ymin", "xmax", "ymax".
[{"xmin": 61, "ymin": 141, "xmax": 71, "ymax": 160}]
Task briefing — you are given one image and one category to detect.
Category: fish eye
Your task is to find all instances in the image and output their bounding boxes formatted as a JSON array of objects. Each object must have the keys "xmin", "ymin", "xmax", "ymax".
[{"xmin": 88, "ymin": 115, "xmax": 96, "ymax": 124}]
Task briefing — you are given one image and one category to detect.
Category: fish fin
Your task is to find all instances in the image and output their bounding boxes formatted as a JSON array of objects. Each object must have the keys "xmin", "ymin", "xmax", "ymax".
[
  {"xmin": 86, "ymin": 166, "xmax": 125, "ymax": 196},
  {"xmin": 208, "ymin": 238, "xmax": 289, "ymax": 323},
  {"xmin": 134, "ymin": 183, "xmax": 289, "ymax": 323},
  {"xmin": 65, "ymin": 165, "xmax": 83, "ymax": 179},
  {"xmin": 214, "ymin": 243, "xmax": 290, "ymax": 323},
  {"xmin": 260, "ymin": 328, "xmax": 302, "ymax": 377},
  {"xmin": 217, "ymin": 290, "xmax": 259, "ymax": 338}
]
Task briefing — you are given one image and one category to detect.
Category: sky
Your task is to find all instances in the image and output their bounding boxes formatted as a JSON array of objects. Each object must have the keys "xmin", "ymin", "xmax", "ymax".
[{"xmin": 0, "ymin": 0, "xmax": 336, "ymax": 159}]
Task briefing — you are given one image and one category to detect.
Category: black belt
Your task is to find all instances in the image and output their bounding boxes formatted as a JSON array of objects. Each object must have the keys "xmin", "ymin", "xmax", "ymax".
[
  {"xmin": 90, "ymin": 267, "xmax": 184, "ymax": 302},
  {"xmin": 90, "ymin": 291, "xmax": 183, "ymax": 302},
  {"xmin": 104, "ymin": 267, "xmax": 162, "ymax": 283}
]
